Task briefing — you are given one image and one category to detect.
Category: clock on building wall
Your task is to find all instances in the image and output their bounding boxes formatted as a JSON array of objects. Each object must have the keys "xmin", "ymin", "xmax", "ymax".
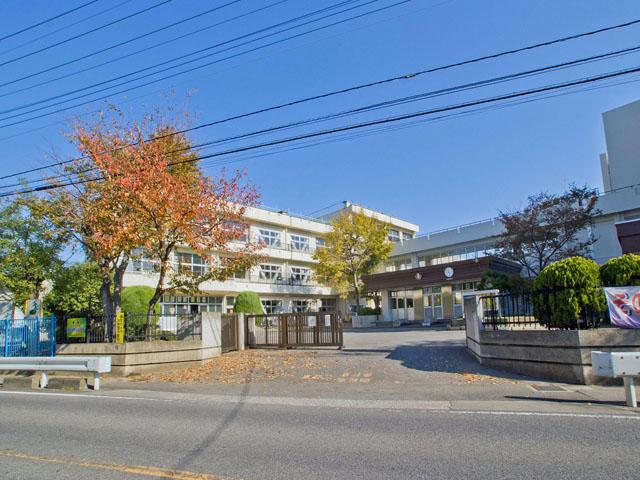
[{"xmin": 444, "ymin": 267, "xmax": 454, "ymax": 279}]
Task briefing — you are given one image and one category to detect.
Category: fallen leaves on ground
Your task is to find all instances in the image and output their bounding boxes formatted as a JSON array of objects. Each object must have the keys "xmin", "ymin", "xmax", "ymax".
[
  {"xmin": 459, "ymin": 372, "xmax": 519, "ymax": 385},
  {"xmin": 131, "ymin": 350, "xmax": 340, "ymax": 384}
]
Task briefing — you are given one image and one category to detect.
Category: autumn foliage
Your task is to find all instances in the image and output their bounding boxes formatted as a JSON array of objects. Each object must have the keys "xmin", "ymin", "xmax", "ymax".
[{"xmin": 39, "ymin": 110, "xmax": 260, "ymax": 325}]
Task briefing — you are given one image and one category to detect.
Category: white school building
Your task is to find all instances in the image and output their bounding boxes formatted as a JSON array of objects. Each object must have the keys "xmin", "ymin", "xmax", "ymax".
[{"xmin": 123, "ymin": 99, "xmax": 640, "ymax": 320}]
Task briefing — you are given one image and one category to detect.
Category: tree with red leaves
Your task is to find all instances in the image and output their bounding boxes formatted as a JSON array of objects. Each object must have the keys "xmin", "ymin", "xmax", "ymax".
[{"xmin": 39, "ymin": 109, "xmax": 260, "ymax": 334}]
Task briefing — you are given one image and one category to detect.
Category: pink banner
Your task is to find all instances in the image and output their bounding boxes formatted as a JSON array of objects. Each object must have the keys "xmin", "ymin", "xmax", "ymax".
[{"xmin": 604, "ymin": 287, "xmax": 640, "ymax": 329}]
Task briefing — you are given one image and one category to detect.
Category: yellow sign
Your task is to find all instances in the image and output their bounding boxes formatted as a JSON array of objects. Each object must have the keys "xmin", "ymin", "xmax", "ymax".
[
  {"xmin": 66, "ymin": 317, "xmax": 86, "ymax": 339},
  {"xmin": 115, "ymin": 312, "xmax": 125, "ymax": 343}
]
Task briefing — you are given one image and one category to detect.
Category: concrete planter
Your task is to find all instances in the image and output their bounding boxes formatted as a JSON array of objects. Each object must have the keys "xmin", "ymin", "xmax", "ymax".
[
  {"xmin": 473, "ymin": 328, "xmax": 640, "ymax": 384},
  {"xmin": 56, "ymin": 312, "xmax": 225, "ymax": 376},
  {"xmin": 464, "ymin": 294, "xmax": 640, "ymax": 384},
  {"xmin": 57, "ymin": 340, "xmax": 219, "ymax": 376}
]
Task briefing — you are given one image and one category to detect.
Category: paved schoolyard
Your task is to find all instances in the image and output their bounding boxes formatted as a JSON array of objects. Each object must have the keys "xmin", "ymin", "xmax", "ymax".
[{"xmin": 110, "ymin": 327, "xmax": 629, "ymax": 407}]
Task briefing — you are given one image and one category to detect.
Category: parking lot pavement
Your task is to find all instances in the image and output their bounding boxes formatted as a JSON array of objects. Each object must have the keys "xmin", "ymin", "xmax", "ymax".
[{"xmin": 100, "ymin": 328, "xmax": 633, "ymax": 409}]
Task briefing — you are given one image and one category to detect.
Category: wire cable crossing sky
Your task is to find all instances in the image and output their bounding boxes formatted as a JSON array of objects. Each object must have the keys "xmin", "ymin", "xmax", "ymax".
[{"xmin": 0, "ymin": 0, "xmax": 639, "ymax": 229}]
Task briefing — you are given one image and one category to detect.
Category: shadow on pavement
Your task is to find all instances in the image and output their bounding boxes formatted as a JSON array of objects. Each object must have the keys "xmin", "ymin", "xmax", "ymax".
[
  {"xmin": 384, "ymin": 342, "xmax": 531, "ymax": 380},
  {"xmin": 505, "ymin": 395, "xmax": 627, "ymax": 406},
  {"xmin": 172, "ymin": 370, "xmax": 252, "ymax": 471}
]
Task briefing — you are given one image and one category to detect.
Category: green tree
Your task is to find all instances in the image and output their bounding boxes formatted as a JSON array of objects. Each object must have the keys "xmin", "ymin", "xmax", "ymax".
[
  {"xmin": 600, "ymin": 254, "xmax": 640, "ymax": 287},
  {"xmin": 533, "ymin": 257, "xmax": 604, "ymax": 329},
  {"xmin": 495, "ymin": 185, "xmax": 600, "ymax": 276},
  {"xmin": 44, "ymin": 262, "xmax": 103, "ymax": 317},
  {"xmin": 233, "ymin": 291, "xmax": 263, "ymax": 314},
  {"xmin": 122, "ymin": 286, "xmax": 161, "ymax": 336},
  {"xmin": 122, "ymin": 286, "xmax": 160, "ymax": 316},
  {"xmin": 313, "ymin": 211, "xmax": 393, "ymax": 312},
  {"xmin": 0, "ymin": 199, "xmax": 67, "ymax": 316}
]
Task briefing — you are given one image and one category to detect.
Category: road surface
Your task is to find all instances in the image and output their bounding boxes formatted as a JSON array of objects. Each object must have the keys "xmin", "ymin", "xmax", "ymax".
[{"xmin": 1, "ymin": 328, "xmax": 638, "ymax": 479}]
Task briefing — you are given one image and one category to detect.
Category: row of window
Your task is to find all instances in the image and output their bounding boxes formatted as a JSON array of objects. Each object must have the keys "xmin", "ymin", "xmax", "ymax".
[
  {"xmin": 388, "ymin": 229, "xmax": 413, "ymax": 243},
  {"xmin": 257, "ymin": 228, "xmax": 325, "ymax": 252},
  {"xmin": 419, "ymin": 243, "xmax": 497, "ymax": 266},
  {"xmin": 160, "ymin": 295, "xmax": 337, "ymax": 315},
  {"xmin": 161, "ymin": 295, "xmax": 224, "ymax": 315},
  {"xmin": 130, "ymin": 251, "xmax": 315, "ymax": 285},
  {"xmin": 451, "ymin": 281, "xmax": 482, "ymax": 291},
  {"xmin": 253, "ymin": 264, "xmax": 312, "ymax": 283},
  {"xmin": 261, "ymin": 298, "xmax": 337, "ymax": 314}
]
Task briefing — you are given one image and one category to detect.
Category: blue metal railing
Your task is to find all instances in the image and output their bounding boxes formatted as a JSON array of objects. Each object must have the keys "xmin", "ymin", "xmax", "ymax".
[{"xmin": 0, "ymin": 317, "xmax": 56, "ymax": 357}]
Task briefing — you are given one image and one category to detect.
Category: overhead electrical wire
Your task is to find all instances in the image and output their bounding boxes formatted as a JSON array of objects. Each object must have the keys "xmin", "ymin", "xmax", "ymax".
[
  {"xmin": 197, "ymin": 75, "xmax": 640, "ymax": 173},
  {"xmin": 0, "ymin": 0, "xmax": 174, "ymax": 67},
  {"xmin": 0, "ymin": 0, "xmax": 137, "ymax": 57},
  {"xmin": 0, "ymin": 0, "xmax": 453, "ymax": 144},
  {"xmin": 2, "ymin": 19, "xmax": 639, "ymax": 183},
  {"xmin": 0, "ymin": 0, "xmax": 392, "ymax": 124},
  {"xmin": 0, "ymin": 0, "xmax": 100, "ymax": 42},
  {"xmin": 0, "ymin": 0, "xmax": 249, "ymax": 90},
  {"xmin": 2, "ymin": 62, "xmax": 640, "ymax": 199},
  {"xmin": 1, "ymin": 7, "xmax": 638, "ymax": 129}
]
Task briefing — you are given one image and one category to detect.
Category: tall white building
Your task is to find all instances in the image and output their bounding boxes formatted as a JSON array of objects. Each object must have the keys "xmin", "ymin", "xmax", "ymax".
[{"xmin": 122, "ymin": 203, "xmax": 418, "ymax": 315}]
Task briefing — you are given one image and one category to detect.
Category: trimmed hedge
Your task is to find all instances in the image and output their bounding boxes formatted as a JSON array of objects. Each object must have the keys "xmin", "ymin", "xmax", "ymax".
[
  {"xmin": 357, "ymin": 306, "xmax": 379, "ymax": 315},
  {"xmin": 600, "ymin": 253, "xmax": 640, "ymax": 287},
  {"xmin": 233, "ymin": 291, "xmax": 263, "ymax": 314},
  {"xmin": 533, "ymin": 257, "xmax": 604, "ymax": 329}
]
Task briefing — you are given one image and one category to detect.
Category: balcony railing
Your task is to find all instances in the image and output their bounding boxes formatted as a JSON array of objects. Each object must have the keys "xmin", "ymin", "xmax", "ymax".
[{"xmin": 239, "ymin": 273, "xmax": 319, "ymax": 287}]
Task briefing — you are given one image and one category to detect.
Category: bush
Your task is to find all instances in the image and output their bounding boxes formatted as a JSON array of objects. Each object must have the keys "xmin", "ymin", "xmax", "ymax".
[
  {"xmin": 600, "ymin": 254, "xmax": 640, "ymax": 287},
  {"xmin": 533, "ymin": 257, "xmax": 604, "ymax": 329},
  {"xmin": 44, "ymin": 262, "xmax": 102, "ymax": 317},
  {"xmin": 357, "ymin": 306, "xmax": 379, "ymax": 315},
  {"xmin": 233, "ymin": 291, "xmax": 263, "ymax": 314},
  {"xmin": 122, "ymin": 286, "xmax": 160, "ymax": 335},
  {"xmin": 122, "ymin": 286, "xmax": 160, "ymax": 315}
]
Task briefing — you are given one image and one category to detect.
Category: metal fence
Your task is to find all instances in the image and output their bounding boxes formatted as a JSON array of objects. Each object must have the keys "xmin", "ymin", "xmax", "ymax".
[
  {"xmin": 246, "ymin": 311, "xmax": 343, "ymax": 348},
  {"xmin": 57, "ymin": 313, "xmax": 201, "ymax": 343},
  {"xmin": 0, "ymin": 317, "xmax": 56, "ymax": 357},
  {"xmin": 480, "ymin": 287, "xmax": 608, "ymax": 331}
]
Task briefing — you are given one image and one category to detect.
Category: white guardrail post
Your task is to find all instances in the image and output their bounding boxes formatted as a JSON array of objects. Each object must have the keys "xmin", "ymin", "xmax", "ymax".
[{"xmin": 0, "ymin": 356, "xmax": 111, "ymax": 391}]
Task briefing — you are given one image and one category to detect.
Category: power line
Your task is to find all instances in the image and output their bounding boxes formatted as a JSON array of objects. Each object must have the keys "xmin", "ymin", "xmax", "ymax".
[
  {"xmin": 305, "ymin": 202, "xmax": 344, "ymax": 216},
  {"xmin": 0, "ymin": 0, "xmax": 403, "ymax": 127},
  {"xmin": 1, "ymin": 25, "xmax": 637, "ymax": 184},
  {"xmin": 2, "ymin": 62, "xmax": 640, "ymax": 199},
  {"xmin": 0, "ymin": 0, "xmax": 99, "ymax": 42},
  {"xmin": 0, "ymin": 0, "xmax": 174, "ymax": 66},
  {"xmin": 1, "ymin": 8, "xmax": 638, "ymax": 125},
  {"xmin": 0, "ymin": 0, "xmax": 136, "ymax": 57},
  {"xmin": 0, "ymin": 0, "xmax": 448, "ymax": 144},
  {"xmin": 0, "ymin": 0, "xmax": 248, "ymax": 90}
]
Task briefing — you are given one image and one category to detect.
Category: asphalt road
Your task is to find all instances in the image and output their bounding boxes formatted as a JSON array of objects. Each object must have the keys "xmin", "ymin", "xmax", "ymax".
[{"xmin": 1, "ymin": 388, "xmax": 639, "ymax": 480}]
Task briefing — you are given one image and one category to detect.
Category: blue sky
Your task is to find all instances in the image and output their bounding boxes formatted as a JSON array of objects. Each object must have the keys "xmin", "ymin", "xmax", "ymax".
[{"xmin": 1, "ymin": 0, "xmax": 639, "ymax": 234}]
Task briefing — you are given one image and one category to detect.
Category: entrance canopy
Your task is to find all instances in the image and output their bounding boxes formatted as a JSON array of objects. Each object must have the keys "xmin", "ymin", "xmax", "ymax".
[{"xmin": 362, "ymin": 256, "xmax": 521, "ymax": 291}]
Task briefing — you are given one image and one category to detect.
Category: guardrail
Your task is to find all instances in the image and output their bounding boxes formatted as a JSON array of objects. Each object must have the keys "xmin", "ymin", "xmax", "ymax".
[
  {"xmin": 0, "ymin": 356, "xmax": 111, "ymax": 390},
  {"xmin": 591, "ymin": 351, "xmax": 640, "ymax": 407}
]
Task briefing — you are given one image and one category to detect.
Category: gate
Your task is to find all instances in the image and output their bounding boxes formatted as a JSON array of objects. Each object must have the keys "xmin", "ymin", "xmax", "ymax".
[
  {"xmin": 245, "ymin": 311, "xmax": 342, "ymax": 348},
  {"xmin": 221, "ymin": 314, "xmax": 237, "ymax": 353},
  {"xmin": 0, "ymin": 317, "xmax": 56, "ymax": 357}
]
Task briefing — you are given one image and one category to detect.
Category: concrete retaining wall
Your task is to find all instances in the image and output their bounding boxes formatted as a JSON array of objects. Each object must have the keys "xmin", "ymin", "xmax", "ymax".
[
  {"xmin": 57, "ymin": 312, "xmax": 224, "ymax": 376},
  {"xmin": 57, "ymin": 340, "xmax": 220, "ymax": 376},
  {"xmin": 464, "ymin": 294, "xmax": 640, "ymax": 384}
]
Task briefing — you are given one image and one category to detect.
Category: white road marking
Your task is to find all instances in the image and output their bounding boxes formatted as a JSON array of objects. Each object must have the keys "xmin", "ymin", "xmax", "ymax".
[{"xmin": 1, "ymin": 389, "xmax": 638, "ymax": 420}]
